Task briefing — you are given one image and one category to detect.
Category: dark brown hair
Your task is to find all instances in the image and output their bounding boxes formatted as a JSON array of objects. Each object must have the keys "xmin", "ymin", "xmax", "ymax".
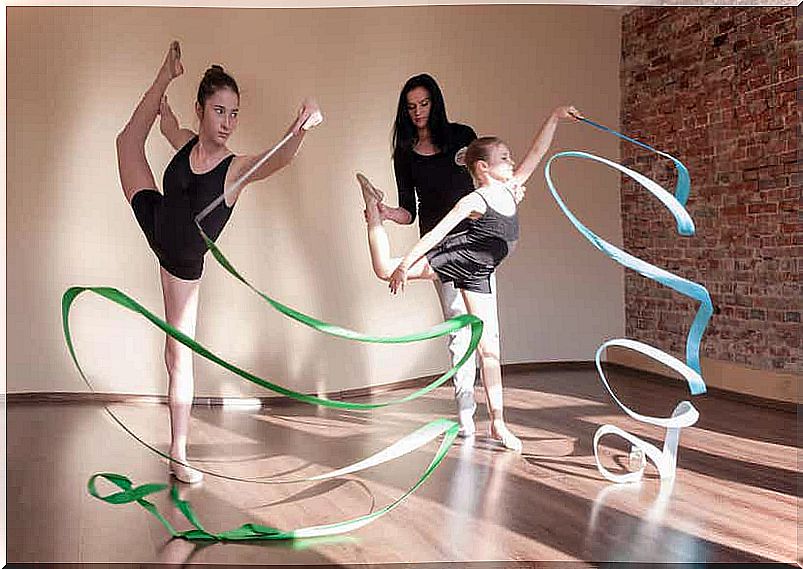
[{"xmin": 197, "ymin": 65, "xmax": 239, "ymax": 108}]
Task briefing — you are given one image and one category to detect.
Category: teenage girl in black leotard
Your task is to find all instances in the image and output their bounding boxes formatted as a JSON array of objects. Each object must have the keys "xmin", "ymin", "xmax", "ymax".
[
  {"xmin": 116, "ymin": 41, "xmax": 322, "ymax": 483},
  {"xmin": 357, "ymin": 105, "xmax": 581, "ymax": 452}
]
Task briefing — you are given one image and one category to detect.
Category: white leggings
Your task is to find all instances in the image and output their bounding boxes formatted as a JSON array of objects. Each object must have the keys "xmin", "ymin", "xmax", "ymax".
[{"xmin": 432, "ymin": 274, "xmax": 498, "ymax": 419}]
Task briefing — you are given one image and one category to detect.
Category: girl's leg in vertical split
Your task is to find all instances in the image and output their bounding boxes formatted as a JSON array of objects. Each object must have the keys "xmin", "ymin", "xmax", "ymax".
[
  {"xmin": 159, "ymin": 267, "xmax": 203, "ymax": 483},
  {"xmin": 359, "ymin": 175, "xmax": 436, "ymax": 282},
  {"xmin": 462, "ymin": 288, "xmax": 522, "ymax": 452},
  {"xmin": 116, "ymin": 41, "xmax": 183, "ymax": 203}
]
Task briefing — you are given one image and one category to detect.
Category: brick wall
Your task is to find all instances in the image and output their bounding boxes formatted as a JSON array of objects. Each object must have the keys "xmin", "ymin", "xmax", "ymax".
[{"xmin": 620, "ymin": 7, "xmax": 801, "ymax": 374}]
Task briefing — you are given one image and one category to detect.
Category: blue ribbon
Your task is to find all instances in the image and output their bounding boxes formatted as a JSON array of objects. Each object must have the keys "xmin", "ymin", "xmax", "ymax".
[{"xmin": 544, "ymin": 117, "xmax": 712, "ymax": 394}]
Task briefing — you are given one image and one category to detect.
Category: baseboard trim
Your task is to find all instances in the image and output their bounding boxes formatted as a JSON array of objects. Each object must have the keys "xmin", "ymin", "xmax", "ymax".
[
  {"xmin": 604, "ymin": 362, "xmax": 797, "ymax": 414},
  {"xmin": 3, "ymin": 375, "xmax": 429, "ymax": 407},
  {"xmin": 6, "ymin": 358, "xmax": 796, "ymax": 413},
  {"xmin": 605, "ymin": 346, "xmax": 801, "ymax": 407},
  {"xmin": 4, "ymin": 361, "xmax": 596, "ymax": 406}
]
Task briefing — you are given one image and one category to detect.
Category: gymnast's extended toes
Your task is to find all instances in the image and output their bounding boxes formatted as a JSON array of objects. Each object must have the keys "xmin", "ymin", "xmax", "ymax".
[{"xmin": 356, "ymin": 173, "xmax": 384, "ymax": 204}]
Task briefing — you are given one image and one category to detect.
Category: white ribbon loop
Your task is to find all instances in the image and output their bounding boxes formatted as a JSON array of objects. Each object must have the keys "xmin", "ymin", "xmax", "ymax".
[{"xmin": 593, "ymin": 338, "xmax": 701, "ymax": 482}]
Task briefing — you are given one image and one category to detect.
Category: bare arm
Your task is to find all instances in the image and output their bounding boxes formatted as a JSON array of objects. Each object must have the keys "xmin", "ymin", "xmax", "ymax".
[
  {"xmin": 509, "ymin": 105, "xmax": 581, "ymax": 187},
  {"xmin": 389, "ymin": 192, "xmax": 486, "ymax": 293},
  {"xmin": 158, "ymin": 96, "xmax": 195, "ymax": 150},
  {"xmin": 226, "ymin": 98, "xmax": 323, "ymax": 203}
]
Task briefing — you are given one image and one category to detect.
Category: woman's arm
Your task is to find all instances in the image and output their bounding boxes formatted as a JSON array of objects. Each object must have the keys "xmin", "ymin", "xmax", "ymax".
[
  {"xmin": 509, "ymin": 105, "xmax": 581, "ymax": 187},
  {"xmin": 388, "ymin": 192, "xmax": 486, "ymax": 293},
  {"xmin": 384, "ymin": 149, "xmax": 415, "ymax": 225},
  {"xmin": 226, "ymin": 98, "xmax": 323, "ymax": 202},
  {"xmin": 158, "ymin": 96, "xmax": 195, "ymax": 150},
  {"xmin": 378, "ymin": 202, "xmax": 413, "ymax": 224}
]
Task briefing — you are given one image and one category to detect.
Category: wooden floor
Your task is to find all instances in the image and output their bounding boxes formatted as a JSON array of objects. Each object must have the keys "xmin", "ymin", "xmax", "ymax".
[{"xmin": 6, "ymin": 366, "xmax": 799, "ymax": 566}]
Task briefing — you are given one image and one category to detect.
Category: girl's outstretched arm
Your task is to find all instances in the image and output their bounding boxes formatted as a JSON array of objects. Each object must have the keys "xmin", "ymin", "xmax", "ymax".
[
  {"xmin": 509, "ymin": 105, "xmax": 582, "ymax": 187},
  {"xmin": 389, "ymin": 192, "xmax": 486, "ymax": 293},
  {"xmin": 226, "ymin": 98, "xmax": 323, "ymax": 202}
]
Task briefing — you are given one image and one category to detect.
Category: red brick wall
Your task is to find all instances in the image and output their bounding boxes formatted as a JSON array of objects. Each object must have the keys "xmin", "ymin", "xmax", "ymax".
[{"xmin": 620, "ymin": 7, "xmax": 801, "ymax": 374}]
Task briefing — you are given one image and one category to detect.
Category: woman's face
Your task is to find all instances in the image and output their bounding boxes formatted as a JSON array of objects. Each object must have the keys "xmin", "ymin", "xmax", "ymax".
[
  {"xmin": 406, "ymin": 86, "xmax": 431, "ymax": 131},
  {"xmin": 197, "ymin": 87, "xmax": 239, "ymax": 145},
  {"xmin": 486, "ymin": 144, "xmax": 515, "ymax": 182}
]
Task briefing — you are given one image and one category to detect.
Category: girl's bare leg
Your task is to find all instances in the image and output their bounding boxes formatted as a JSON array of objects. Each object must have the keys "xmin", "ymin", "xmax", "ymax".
[
  {"xmin": 462, "ymin": 289, "xmax": 522, "ymax": 452},
  {"xmin": 116, "ymin": 41, "xmax": 183, "ymax": 203},
  {"xmin": 358, "ymin": 174, "xmax": 435, "ymax": 281},
  {"xmin": 159, "ymin": 267, "xmax": 203, "ymax": 483}
]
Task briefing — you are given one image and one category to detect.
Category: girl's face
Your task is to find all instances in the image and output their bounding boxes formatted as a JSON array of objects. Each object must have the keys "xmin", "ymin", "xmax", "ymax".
[
  {"xmin": 197, "ymin": 87, "xmax": 239, "ymax": 145},
  {"xmin": 486, "ymin": 144, "xmax": 515, "ymax": 182},
  {"xmin": 406, "ymin": 86, "xmax": 431, "ymax": 131}
]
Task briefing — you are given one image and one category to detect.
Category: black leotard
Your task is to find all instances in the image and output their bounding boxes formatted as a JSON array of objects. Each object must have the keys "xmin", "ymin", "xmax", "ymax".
[
  {"xmin": 426, "ymin": 191, "xmax": 519, "ymax": 294},
  {"xmin": 131, "ymin": 136, "xmax": 235, "ymax": 280}
]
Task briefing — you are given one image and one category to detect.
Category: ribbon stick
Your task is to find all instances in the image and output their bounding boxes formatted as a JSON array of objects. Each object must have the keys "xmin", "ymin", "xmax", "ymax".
[
  {"xmin": 545, "ymin": 118, "xmax": 713, "ymax": 482},
  {"xmin": 194, "ymin": 131, "xmax": 295, "ymax": 225}
]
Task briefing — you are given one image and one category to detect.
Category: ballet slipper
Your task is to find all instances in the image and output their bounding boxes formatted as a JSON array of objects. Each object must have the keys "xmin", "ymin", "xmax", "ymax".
[
  {"xmin": 356, "ymin": 173, "xmax": 384, "ymax": 204},
  {"xmin": 457, "ymin": 408, "xmax": 476, "ymax": 438},
  {"xmin": 170, "ymin": 461, "xmax": 204, "ymax": 484},
  {"xmin": 457, "ymin": 423, "xmax": 476, "ymax": 439},
  {"xmin": 489, "ymin": 422, "xmax": 523, "ymax": 452}
]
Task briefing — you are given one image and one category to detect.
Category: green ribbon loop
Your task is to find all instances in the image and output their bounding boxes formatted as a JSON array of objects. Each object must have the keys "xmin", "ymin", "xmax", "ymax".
[
  {"xmin": 89, "ymin": 420, "xmax": 459, "ymax": 541},
  {"xmin": 88, "ymin": 473, "xmax": 180, "ymax": 536},
  {"xmin": 63, "ymin": 284, "xmax": 480, "ymax": 409},
  {"xmin": 65, "ymin": 206, "xmax": 481, "ymax": 539},
  {"xmin": 62, "ymin": 257, "xmax": 482, "ymax": 410},
  {"xmin": 87, "ymin": 473, "xmax": 167, "ymax": 504}
]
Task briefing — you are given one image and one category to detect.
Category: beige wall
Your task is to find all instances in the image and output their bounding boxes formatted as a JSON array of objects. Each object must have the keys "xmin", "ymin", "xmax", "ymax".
[{"xmin": 7, "ymin": 5, "xmax": 623, "ymax": 396}]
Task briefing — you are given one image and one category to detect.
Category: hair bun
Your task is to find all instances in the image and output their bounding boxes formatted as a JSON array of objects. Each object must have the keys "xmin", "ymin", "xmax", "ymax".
[{"xmin": 197, "ymin": 64, "xmax": 239, "ymax": 106}]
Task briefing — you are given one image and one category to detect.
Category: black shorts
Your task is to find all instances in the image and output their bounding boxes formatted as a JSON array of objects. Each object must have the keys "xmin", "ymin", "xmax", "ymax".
[{"xmin": 131, "ymin": 189, "xmax": 205, "ymax": 281}]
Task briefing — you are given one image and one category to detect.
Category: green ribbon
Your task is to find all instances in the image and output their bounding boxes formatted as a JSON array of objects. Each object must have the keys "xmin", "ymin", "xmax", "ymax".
[
  {"xmin": 88, "ymin": 419, "xmax": 459, "ymax": 541},
  {"xmin": 62, "ymin": 238, "xmax": 482, "ymax": 410},
  {"xmin": 65, "ymin": 217, "xmax": 481, "ymax": 539}
]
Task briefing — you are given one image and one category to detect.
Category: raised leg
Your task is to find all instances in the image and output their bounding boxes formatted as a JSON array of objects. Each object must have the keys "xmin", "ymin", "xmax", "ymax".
[
  {"xmin": 116, "ymin": 41, "xmax": 183, "ymax": 203},
  {"xmin": 358, "ymin": 174, "xmax": 436, "ymax": 282}
]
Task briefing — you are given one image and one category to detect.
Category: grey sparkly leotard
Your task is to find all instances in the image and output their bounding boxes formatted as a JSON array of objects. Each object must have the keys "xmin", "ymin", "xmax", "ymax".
[{"xmin": 426, "ymin": 191, "xmax": 519, "ymax": 294}]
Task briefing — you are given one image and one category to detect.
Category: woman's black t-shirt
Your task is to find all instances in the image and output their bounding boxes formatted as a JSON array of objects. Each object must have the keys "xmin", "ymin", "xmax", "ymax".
[{"xmin": 393, "ymin": 122, "xmax": 477, "ymax": 236}]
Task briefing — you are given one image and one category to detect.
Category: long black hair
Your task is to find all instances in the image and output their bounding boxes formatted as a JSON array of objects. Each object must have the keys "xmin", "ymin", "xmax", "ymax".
[{"xmin": 392, "ymin": 73, "xmax": 453, "ymax": 155}]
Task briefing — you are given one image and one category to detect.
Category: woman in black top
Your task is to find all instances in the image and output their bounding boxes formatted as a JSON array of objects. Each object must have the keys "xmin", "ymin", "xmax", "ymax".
[
  {"xmin": 358, "ymin": 105, "xmax": 581, "ymax": 451},
  {"xmin": 371, "ymin": 74, "xmax": 484, "ymax": 439},
  {"xmin": 117, "ymin": 41, "xmax": 322, "ymax": 483}
]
